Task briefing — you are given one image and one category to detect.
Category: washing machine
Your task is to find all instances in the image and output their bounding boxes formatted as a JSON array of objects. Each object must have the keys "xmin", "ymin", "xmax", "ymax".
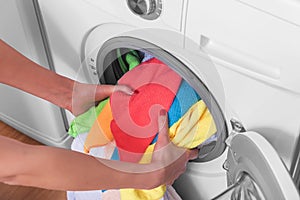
[{"xmin": 33, "ymin": 0, "xmax": 300, "ymax": 199}]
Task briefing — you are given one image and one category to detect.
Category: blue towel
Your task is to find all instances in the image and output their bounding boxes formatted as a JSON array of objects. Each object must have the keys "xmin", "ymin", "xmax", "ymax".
[
  {"xmin": 111, "ymin": 148, "xmax": 120, "ymax": 160},
  {"xmin": 150, "ymin": 80, "xmax": 200, "ymax": 145},
  {"xmin": 168, "ymin": 80, "xmax": 200, "ymax": 126}
]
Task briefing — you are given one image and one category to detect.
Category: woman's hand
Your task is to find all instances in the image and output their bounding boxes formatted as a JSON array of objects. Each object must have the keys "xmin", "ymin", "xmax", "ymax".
[
  {"xmin": 150, "ymin": 109, "xmax": 198, "ymax": 187},
  {"xmin": 92, "ymin": 109, "xmax": 198, "ymax": 190},
  {"xmin": 69, "ymin": 83, "xmax": 134, "ymax": 116}
]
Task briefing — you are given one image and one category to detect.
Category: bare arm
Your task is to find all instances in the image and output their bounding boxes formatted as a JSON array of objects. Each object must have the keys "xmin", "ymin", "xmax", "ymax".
[
  {"xmin": 0, "ymin": 39, "xmax": 132, "ymax": 116},
  {"xmin": 0, "ymin": 112, "xmax": 197, "ymax": 191},
  {"xmin": 0, "ymin": 39, "xmax": 198, "ymax": 190},
  {"xmin": 0, "ymin": 135, "xmax": 156, "ymax": 191}
]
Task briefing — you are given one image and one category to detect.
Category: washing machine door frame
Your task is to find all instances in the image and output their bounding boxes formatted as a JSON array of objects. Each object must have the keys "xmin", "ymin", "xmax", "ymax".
[
  {"xmin": 216, "ymin": 119, "xmax": 300, "ymax": 200},
  {"xmin": 84, "ymin": 24, "xmax": 229, "ymax": 162}
]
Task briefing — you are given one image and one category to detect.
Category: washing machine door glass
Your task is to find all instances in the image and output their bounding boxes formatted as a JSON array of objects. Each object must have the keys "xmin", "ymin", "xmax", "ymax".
[{"xmin": 213, "ymin": 131, "xmax": 299, "ymax": 200}]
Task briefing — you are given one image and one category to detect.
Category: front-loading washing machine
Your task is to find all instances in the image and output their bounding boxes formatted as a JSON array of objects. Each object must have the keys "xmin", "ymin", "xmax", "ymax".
[{"xmin": 33, "ymin": 0, "xmax": 300, "ymax": 199}]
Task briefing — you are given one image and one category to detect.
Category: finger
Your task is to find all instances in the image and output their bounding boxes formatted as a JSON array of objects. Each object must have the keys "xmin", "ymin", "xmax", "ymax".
[
  {"xmin": 154, "ymin": 109, "xmax": 170, "ymax": 150},
  {"xmin": 114, "ymin": 85, "xmax": 134, "ymax": 95},
  {"xmin": 188, "ymin": 149, "xmax": 199, "ymax": 160}
]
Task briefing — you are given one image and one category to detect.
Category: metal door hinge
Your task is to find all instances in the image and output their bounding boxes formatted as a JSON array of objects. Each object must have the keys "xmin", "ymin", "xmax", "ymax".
[{"xmin": 225, "ymin": 118, "xmax": 246, "ymax": 147}]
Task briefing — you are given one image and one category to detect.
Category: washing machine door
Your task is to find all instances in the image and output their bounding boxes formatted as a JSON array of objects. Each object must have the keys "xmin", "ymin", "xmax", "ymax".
[{"xmin": 214, "ymin": 131, "xmax": 299, "ymax": 200}]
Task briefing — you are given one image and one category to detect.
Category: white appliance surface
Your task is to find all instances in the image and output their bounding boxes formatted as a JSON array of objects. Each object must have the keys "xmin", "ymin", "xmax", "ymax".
[
  {"xmin": 35, "ymin": 0, "xmax": 300, "ymax": 199},
  {"xmin": 0, "ymin": 0, "xmax": 72, "ymax": 148}
]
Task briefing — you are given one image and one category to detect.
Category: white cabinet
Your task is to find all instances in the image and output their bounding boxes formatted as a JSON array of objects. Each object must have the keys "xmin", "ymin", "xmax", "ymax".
[
  {"xmin": 185, "ymin": 0, "xmax": 300, "ymax": 93},
  {"xmin": 0, "ymin": 0, "xmax": 72, "ymax": 148}
]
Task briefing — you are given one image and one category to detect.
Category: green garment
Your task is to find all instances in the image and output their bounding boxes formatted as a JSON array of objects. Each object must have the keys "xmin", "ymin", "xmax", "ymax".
[
  {"xmin": 68, "ymin": 99, "xmax": 108, "ymax": 137},
  {"xmin": 126, "ymin": 52, "xmax": 140, "ymax": 70}
]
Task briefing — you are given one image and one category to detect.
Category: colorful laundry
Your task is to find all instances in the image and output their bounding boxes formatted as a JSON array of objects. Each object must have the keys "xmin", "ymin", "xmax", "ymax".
[
  {"xmin": 68, "ymin": 49, "xmax": 141, "ymax": 138},
  {"xmin": 168, "ymin": 80, "xmax": 200, "ymax": 126},
  {"xmin": 120, "ymin": 186, "xmax": 166, "ymax": 200},
  {"xmin": 68, "ymin": 132, "xmax": 180, "ymax": 200},
  {"xmin": 110, "ymin": 58, "xmax": 182, "ymax": 162},
  {"xmin": 68, "ymin": 99, "xmax": 108, "ymax": 137},
  {"xmin": 126, "ymin": 50, "xmax": 141, "ymax": 70},
  {"xmin": 84, "ymin": 99, "xmax": 216, "ymax": 199},
  {"xmin": 117, "ymin": 49, "xmax": 141, "ymax": 73},
  {"xmin": 169, "ymin": 100, "xmax": 216, "ymax": 148},
  {"xmin": 70, "ymin": 54, "xmax": 217, "ymax": 200},
  {"xmin": 84, "ymin": 101, "xmax": 114, "ymax": 153},
  {"xmin": 119, "ymin": 99, "xmax": 216, "ymax": 200}
]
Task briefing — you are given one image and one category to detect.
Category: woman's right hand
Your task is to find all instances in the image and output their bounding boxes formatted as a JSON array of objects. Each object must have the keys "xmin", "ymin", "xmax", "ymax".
[
  {"xmin": 150, "ymin": 109, "xmax": 198, "ymax": 187},
  {"xmin": 91, "ymin": 109, "xmax": 198, "ymax": 190}
]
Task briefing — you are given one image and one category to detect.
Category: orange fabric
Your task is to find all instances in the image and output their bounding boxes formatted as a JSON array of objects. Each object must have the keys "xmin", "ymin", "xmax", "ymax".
[{"xmin": 84, "ymin": 101, "xmax": 114, "ymax": 153}]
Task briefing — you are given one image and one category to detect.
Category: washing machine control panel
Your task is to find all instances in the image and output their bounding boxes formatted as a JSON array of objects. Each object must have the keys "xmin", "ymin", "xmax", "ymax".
[{"xmin": 127, "ymin": 0, "xmax": 162, "ymax": 20}]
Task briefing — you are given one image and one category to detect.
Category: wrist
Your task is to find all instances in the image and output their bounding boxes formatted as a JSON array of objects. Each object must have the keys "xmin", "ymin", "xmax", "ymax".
[
  {"xmin": 95, "ymin": 85, "xmax": 115, "ymax": 99},
  {"xmin": 128, "ymin": 163, "xmax": 165, "ymax": 190},
  {"xmin": 49, "ymin": 74, "xmax": 74, "ymax": 112},
  {"xmin": 99, "ymin": 159, "xmax": 164, "ymax": 189}
]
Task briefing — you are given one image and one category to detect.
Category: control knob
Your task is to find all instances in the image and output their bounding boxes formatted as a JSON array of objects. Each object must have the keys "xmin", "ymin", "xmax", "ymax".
[{"xmin": 127, "ymin": 0, "xmax": 162, "ymax": 20}]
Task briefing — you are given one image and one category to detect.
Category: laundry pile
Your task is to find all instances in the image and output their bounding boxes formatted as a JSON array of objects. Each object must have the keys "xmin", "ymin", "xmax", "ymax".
[{"xmin": 67, "ymin": 51, "xmax": 217, "ymax": 200}]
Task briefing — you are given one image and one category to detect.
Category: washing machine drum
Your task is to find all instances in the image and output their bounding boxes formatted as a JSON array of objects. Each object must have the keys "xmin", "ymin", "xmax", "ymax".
[{"xmin": 99, "ymin": 48, "xmax": 143, "ymax": 85}]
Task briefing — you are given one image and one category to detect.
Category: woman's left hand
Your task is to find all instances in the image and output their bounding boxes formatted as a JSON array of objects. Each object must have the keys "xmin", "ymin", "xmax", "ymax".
[{"xmin": 69, "ymin": 83, "xmax": 134, "ymax": 116}]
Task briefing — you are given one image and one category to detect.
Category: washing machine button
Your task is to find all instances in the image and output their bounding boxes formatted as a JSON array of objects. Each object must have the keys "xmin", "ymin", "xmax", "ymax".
[{"xmin": 127, "ymin": 0, "xmax": 162, "ymax": 20}]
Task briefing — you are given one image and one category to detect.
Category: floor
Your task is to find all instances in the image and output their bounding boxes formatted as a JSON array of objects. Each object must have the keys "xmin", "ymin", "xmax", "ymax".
[{"xmin": 0, "ymin": 121, "xmax": 67, "ymax": 200}]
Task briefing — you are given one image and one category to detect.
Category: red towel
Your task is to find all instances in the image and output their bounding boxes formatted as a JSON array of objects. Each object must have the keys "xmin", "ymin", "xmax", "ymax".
[{"xmin": 110, "ymin": 58, "xmax": 182, "ymax": 162}]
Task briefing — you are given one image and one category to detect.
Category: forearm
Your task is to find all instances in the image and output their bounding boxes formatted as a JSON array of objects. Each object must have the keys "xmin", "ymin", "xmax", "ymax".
[
  {"xmin": 0, "ymin": 39, "xmax": 115, "ymax": 113},
  {"xmin": 21, "ymin": 146, "xmax": 160, "ymax": 191},
  {"xmin": 0, "ymin": 136, "xmax": 159, "ymax": 191},
  {"xmin": 0, "ymin": 39, "xmax": 74, "ymax": 110}
]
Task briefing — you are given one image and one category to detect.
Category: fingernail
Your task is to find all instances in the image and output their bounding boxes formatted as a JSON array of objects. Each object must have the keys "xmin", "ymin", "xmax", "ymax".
[
  {"xmin": 160, "ymin": 109, "xmax": 166, "ymax": 116},
  {"xmin": 128, "ymin": 90, "xmax": 134, "ymax": 95}
]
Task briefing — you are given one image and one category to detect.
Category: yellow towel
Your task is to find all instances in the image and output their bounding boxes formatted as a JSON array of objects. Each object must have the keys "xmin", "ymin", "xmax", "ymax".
[
  {"xmin": 119, "ymin": 100, "xmax": 216, "ymax": 199},
  {"xmin": 119, "ymin": 143, "xmax": 166, "ymax": 200},
  {"xmin": 170, "ymin": 100, "xmax": 216, "ymax": 148},
  {"xmin": 84, "ymin": 100, "xmax": 216, "ymax": 199}
]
